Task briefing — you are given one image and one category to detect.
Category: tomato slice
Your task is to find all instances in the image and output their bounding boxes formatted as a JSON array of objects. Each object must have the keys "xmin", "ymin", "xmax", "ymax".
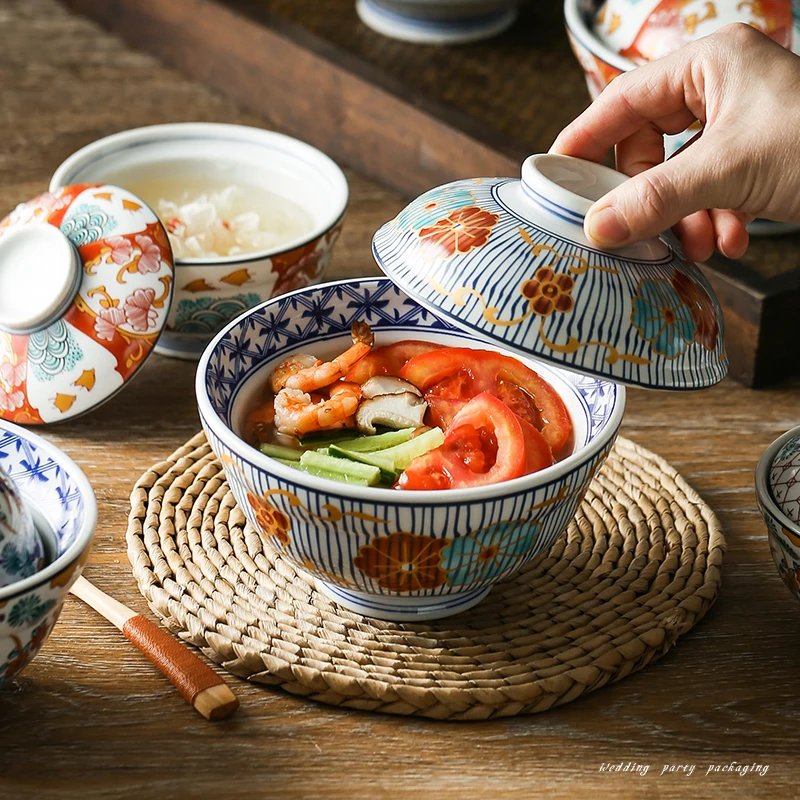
[
  {"xmin": 345, "ymin": 340, "xmax": 443, "ymax": 384},
  {"xmin": 399, "ymin": 347, "xmax": 571, "ymax": 452},
  {"xmin": 397, "ymin": 392, "xmax": 527, "ymax": 490},
  {"xmin": 424, "ymin": 395, "xmax": 467, "ymax": 429},
  {"xmin": 516, "ymin": 414, "xmax": 554, "ymax": 474}
]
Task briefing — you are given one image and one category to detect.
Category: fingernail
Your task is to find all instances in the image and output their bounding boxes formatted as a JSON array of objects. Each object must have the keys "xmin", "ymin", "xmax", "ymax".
[{"xmin": 585, "ymin": 205, "xmax": 630, "ymax": 247}]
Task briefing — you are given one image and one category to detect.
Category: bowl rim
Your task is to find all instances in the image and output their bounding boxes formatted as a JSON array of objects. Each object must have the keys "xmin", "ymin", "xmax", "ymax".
[
  {"xmin": 0, "ymin": 420, "xmax": 97, "ymax": 601},
  {"xmin": 564, "ymin": 0, "xmax": 636, "ymax": 73},
  {"xmin": 755, "ymin": 424, "xmax": 800, "ymax": 536},
  {"xmin": 48, "ymin": 122, "xmax": 350, "ymax": 268},
  {"xmin": 196, "ymin": 276, "xmax": 627, "ymax": 504}
]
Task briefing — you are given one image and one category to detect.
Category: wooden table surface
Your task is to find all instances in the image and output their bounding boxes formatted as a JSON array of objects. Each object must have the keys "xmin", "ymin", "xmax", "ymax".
[{"xmin": 1, "ymin": 2, "xmax": 798, "ymax": 798}]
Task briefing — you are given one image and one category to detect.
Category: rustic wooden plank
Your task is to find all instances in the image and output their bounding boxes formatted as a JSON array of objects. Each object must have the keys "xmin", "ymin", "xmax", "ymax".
[{"xmin": 0, "ymin": 3, "xmax": 799, "ymax": 797}]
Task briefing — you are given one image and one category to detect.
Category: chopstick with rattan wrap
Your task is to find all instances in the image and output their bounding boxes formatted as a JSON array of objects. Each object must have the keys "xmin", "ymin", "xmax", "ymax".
[{"xmin": 70, "ymin": 576, "xmax": 239, "ymax": 721}]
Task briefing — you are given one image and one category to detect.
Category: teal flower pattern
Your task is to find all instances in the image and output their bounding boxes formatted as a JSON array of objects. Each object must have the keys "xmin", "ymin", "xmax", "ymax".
[
  {"xmin": 631, "ymin": 278, "xmax": 695, "ymax": 358},
  {"xmin": 60, "ymin": 204, "xmax": 116, "ymax": 246},
  {"xmin": 395, "ymin": 187, "xmax": 476, "ymax": 231},
  {"xmin": 8, "ymin": 594, "xmax": 55, "ymax": 627},
  {"xmin": 441, "ymin": 519, "xmax": 542, "ymax": 586},
  {"xmin": 173, "ymin": 293, "xmax": 261, "ymax": 334}
]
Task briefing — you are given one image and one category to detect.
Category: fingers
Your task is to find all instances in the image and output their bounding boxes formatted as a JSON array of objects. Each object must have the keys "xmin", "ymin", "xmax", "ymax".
[
  {"xmin": 710, "ymin": 209, "xmax": 750, "ymax": 259},
  {"xmin": 583, "ymin": 132, "xmax": 741, "ymax": 248},
  {"xmin": 550, "ymin": 47, "xmax": 704, "ymax": 163},
  {"xmin": 674, "ymin": 211, "xmax": 715, "ymax": 262}
]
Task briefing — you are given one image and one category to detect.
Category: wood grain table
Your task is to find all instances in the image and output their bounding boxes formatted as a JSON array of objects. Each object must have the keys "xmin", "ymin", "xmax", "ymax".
[{"xmin": 0, "ymin": 2, "xmax": 798, "ymax": 798}]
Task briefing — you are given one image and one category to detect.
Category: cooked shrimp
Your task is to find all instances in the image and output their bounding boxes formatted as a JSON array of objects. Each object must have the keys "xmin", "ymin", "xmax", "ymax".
[
  {"xmin": 270, "ymin": 353, "xmax": 321, "ymax": 394},
  {"xmin": 284, "ymin": 321, "xmax": 374, "ymax": 392},
  {"xmin": 273, "ymin": 382, "xmax": 362, "ymax": 437}
]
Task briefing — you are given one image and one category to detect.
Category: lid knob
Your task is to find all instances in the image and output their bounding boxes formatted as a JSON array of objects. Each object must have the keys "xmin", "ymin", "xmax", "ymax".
[{"xmin": 0, "ymin": 224, "xmax": 82, "ymax": 334}]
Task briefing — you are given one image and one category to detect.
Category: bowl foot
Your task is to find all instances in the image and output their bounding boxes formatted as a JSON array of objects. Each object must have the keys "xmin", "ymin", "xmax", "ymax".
[
  {"xmin": 314, "ymin": 579, "xmax": 492, "ymax": 621},
  {"xmin": 154, "ymin": 333, "xmax": 209, "ymax": 360},
  {"xmin": 355, "ymin": 0, "xmax": 517, "ymax": 45}
]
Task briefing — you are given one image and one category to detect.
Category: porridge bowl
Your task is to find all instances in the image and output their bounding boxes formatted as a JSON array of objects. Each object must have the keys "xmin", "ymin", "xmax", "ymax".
[
  {"xmin": 196, "ymin": 277, "xmax": 625, "ymax": 621},
  {"xmin": 0, "ymin": 421, "xmax": 96, "ymax": 681},
  {"xmin": 50, "ymin": 123, "xmax": 349, "ymax": 359},
  {"xmin": 756, "ymin": 424, "xmax": 800, "ymax": 602}
]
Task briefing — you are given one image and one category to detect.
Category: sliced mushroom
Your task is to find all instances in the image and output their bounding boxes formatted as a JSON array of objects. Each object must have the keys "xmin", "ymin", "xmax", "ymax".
[
  {"xmin": 356, "ymin": 392, "xmax": 427, "ymax": 434},
  {"xmin": 361, "ymin": 375, "xmax": 422, "ymax": 399}
]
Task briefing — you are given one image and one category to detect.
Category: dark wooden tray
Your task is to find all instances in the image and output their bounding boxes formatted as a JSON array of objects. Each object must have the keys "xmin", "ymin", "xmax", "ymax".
[{"xmin": 63, "ymin": 0, "xmax": 800, "ymax": 387}]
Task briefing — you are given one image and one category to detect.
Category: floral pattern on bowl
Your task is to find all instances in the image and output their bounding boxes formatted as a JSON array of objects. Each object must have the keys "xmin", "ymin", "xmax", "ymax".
[{"xmin": 0, "ymin": 468, "xmax": 44, "ymax": 588}]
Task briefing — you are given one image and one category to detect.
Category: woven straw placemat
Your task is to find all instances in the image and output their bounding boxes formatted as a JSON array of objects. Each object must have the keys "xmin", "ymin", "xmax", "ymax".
[{"xmin": 126, "ymin": 433, "xmax": 725, "ymax": 720}]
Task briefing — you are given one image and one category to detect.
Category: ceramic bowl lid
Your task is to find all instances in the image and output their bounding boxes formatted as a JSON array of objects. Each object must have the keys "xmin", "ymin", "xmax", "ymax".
[
  {"xmin": 0, "ymin": 184, "xmax": 174, "ymax": 423},
  {"xmin": 372, "ymin": 153, "xmax": 727, "ymax": 389}
]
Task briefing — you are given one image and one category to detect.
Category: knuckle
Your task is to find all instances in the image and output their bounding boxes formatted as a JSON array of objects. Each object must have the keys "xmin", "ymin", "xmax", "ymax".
[{"xmin": 716, "ymin": 21, "xmax": 762, "ymax": 47}]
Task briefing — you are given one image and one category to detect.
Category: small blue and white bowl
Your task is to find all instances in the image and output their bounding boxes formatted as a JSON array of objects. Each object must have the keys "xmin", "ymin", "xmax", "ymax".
[
  {"xmin": 196, "ymin": 277, "xmax": 625, "ymax": 621},
  {"xmin": 0, "ymin": 421, "xmax": 96, "ymax": 681},
  {"xmin": 0, "ymin": 467, "xmax": 45, "ymax": 588},
  {"xmin": 756, "ymin": 425, "xmax": 800, "ymax": 602}
]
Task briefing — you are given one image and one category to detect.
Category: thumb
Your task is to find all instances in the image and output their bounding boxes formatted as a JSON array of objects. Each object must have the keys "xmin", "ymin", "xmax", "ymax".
[{"xmin": 583, "ymin": 137, "xmax": 738, "ymax": 248}]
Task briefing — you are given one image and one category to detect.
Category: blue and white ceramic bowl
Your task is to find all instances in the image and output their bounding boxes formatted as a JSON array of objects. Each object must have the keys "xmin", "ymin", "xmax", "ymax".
[
  {"xmin": 196, "ymin": 277, "xmax": 625, "ymax": 621},
  {"xmin": 0, "ymin": 421, "xmax": 96, "ymax": 681},
  {"xmin": 356, "ymin": 0, "xmax": 521, "ymax": 45},
  {"xmin": 0, "ymin": 467, "xmax": 45, "ymax": 588},
  {"xmin": 756, "ymin": 424, "xmax": 800, "ymax": 602}
]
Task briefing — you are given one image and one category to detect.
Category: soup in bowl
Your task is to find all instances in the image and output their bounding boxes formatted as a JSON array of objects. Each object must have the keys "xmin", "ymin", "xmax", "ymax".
[{"xmin": 196, "ymin": 277, "xmax": 625, "ymax": 620}]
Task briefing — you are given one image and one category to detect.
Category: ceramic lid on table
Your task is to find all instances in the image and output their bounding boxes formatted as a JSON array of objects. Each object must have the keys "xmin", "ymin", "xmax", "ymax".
[
  {"xmin": 372, "ymin": 153, "xmax": 727, "ymax": 389},
  {"xmin": 0, "ymin": 184, "xmax": 174, "ymax": 424}
]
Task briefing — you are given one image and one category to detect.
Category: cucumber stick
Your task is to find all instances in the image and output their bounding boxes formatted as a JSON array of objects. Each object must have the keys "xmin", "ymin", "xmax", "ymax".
[
  {"xmin": 299, "ymin": 450, "xmax": 382, "ymax": 485},
  {"xmin": 334, "ymin": 428, "xmax": 415, "ymax": 453},
  {"xmin": 259, "ymin": 442, "xmax": 303, "ymax": 461},
  {"xmin": 293, "ymin": 463, "xmax": 371, "ymax": 486},
  {"xmin": 336, "ymin": 427, "xmax": 445, "ymax": 473},
  {"xmin": 328, "ymin": 445, "xmax": 398, "ymax": 483}
]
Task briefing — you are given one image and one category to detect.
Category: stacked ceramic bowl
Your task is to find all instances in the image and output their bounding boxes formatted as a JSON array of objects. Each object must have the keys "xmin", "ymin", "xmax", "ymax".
[
  {"xmin": 756, "ymin": 425, "xmax": 800, "ymax": 602},
  {"xmin": 0, "ymin": 421, "xmax": 96, "ymax": 681}
]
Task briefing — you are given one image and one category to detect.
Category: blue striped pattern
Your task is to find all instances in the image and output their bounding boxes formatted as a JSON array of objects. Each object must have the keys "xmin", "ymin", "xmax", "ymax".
[
  {"xmin": 373, "ymin": 177, "xmax": 728, "ymax": 389},
  {"xmin": 200, "ymin": 278, "xmax": 623, "ymax": 616}
]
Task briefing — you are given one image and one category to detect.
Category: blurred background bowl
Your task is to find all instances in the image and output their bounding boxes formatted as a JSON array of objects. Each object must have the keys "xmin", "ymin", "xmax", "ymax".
[
  {"xmin": 50, "ymin": 123, "xmax": 349, "ymax": 359},
  {"xmin": 0, "ymin": 421, "xmax": 96, "ymax": 682},
  {"xmin": 196, "ymin": 276, "xmax": 625, "ymax": 621},
  {"xmin": 756, "ymin": 424, "xmax": 800, "ymax": 602},
  {"xmin": 356, "ymin": 0, "xmax": 523, "ymax": 44}
]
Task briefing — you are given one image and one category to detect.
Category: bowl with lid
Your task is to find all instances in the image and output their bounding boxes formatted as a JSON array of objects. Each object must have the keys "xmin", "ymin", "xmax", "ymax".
[
  {"xmin": 0, "ymin": 420, "xmax": 96, "ymax": 681},
  {"xmin": 197, "ymin": 152, "xmax": 726, "ymax": 621},
  {"xmin": 756, "ymin": 424, "xmax": 800, "ymax": 601},
  {"xmin": 50, "ymin": 123, "xmax": 349, "ymax": 360}
]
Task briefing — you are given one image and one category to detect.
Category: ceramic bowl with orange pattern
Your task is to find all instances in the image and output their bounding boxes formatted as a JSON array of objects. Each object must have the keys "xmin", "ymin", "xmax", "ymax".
[
  {"xmin": 0, "ymin": 419, "xmax": 96, "ymax": 682},
  {"xmin": 50, "ymin": 123, "xmax": 349, "ymax": 359},
  {"xmin": 756, "ymin": 424, "xmax": 800, "ymax": 603},
  {"xmin": 196, "ymin": 277, "xmax": 625, "ymax": 622}
]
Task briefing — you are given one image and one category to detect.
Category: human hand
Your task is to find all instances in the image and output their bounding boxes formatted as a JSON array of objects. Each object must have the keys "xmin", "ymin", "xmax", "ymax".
[{"xmin": 551, "ymin": 23, "xmax": 800, "ymax": 262}]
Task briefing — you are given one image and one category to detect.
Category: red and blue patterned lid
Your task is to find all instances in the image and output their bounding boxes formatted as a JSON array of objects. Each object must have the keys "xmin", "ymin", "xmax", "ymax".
[{"xmin": 0, "ymin": 184, "xmax": 174, "ymax": 423}]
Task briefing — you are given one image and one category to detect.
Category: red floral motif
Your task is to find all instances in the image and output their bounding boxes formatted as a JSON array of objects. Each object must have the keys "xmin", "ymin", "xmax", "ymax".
[
  {"xmin": 353, "ymin": 532, "xmax": 447, "ymax": 592},
  {"xmin": 246, "ymin": 492, "xmax": 290, "ymax": 547},
  {"xmin": 272, "ymin": 224, "xmax": 341, "ymax": 297},
  {"xmin": 671, "ymin": 270, "xmax": 719, "ymax": 351},
  {"xmin": 521, "ymin": 267, "xmax": 575, "ymax": 317},
  {"xmin": 94, "ymin": 306, "xmax": 126, "ymax": 342},
  {"xmin": 123, "ymin": 288, "xmax": 157, "ymax": 332},
  {"xmin": 418, "ymin": 206, "xmax": 500, "ymax": 259},
  {"xmin": 0, "ymin": 360, "xmax": 25, "ymax": 412},
  {"xmin": 134, "ymin": 234, "xmax": 162, "ymax": 274},
  {"xmin": 104, "ymin": 236, "xmax": 134, "ymax": 266}
]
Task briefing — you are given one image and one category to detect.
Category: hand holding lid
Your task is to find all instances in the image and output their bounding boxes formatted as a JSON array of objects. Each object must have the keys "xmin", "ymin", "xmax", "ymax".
[{"xmin": 372, "ymin": 153, "xmax": 727, "ymax": 389}]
